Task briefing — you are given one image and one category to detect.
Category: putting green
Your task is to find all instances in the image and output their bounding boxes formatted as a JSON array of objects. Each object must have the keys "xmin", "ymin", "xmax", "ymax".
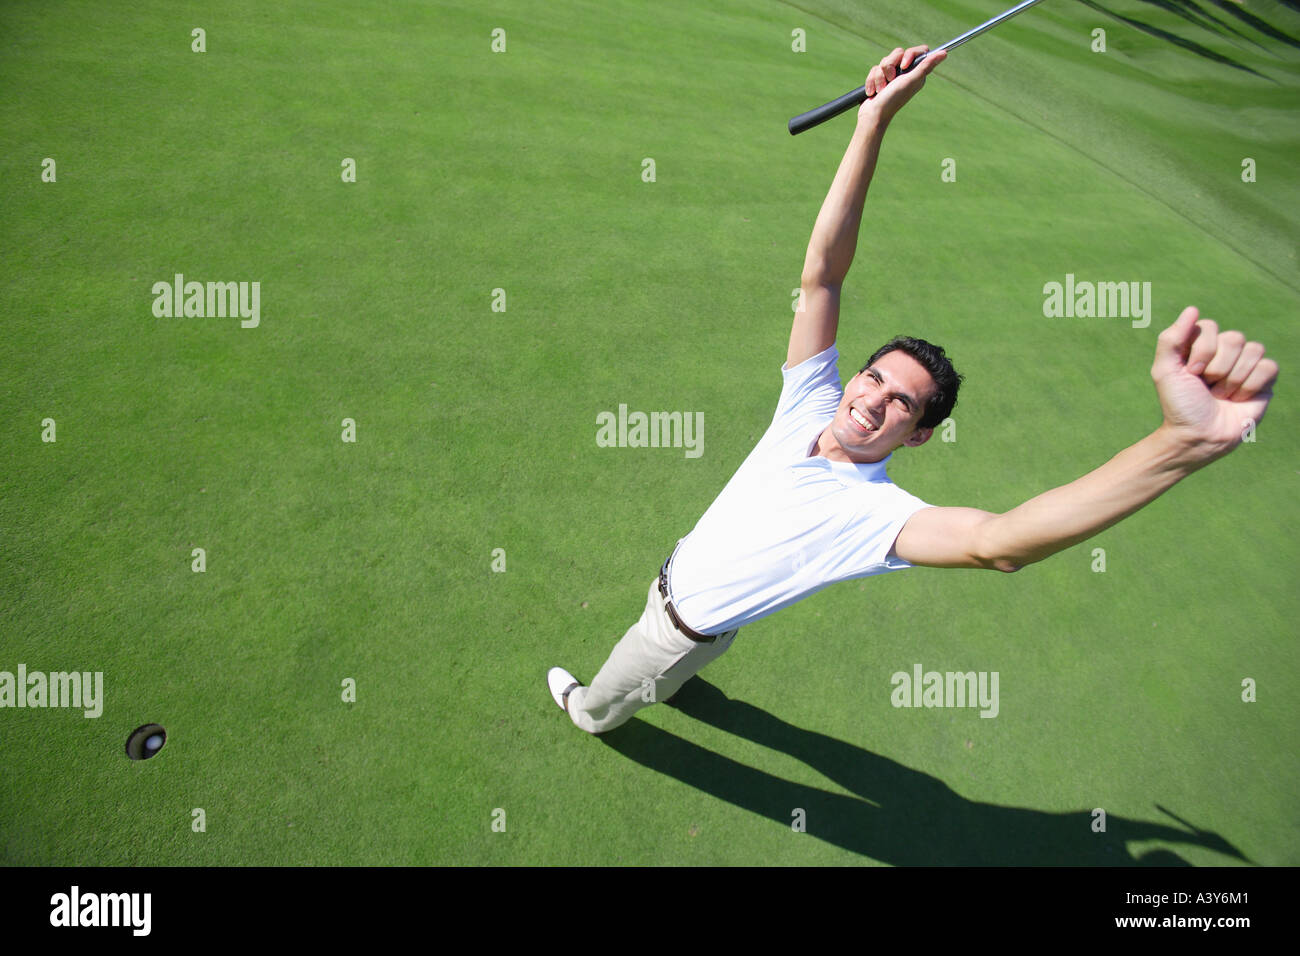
[{"xmin": 1, "ymin": 0, "xmax": 1296, "ymax": 865}]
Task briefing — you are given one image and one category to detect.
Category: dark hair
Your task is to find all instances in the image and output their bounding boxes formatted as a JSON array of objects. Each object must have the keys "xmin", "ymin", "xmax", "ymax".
[{"xmin": 860, "ymin": 336, "xmax": 962, "ymax": 430}]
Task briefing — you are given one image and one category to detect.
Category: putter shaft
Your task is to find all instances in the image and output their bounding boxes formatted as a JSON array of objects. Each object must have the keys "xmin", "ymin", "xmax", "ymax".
[{"xmin": 788, "ymin": 0, "xmax": 1047, "ymax": 135}]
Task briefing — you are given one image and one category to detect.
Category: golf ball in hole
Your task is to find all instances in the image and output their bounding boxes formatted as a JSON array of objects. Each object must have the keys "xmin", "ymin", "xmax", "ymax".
[{"xmin": 125, "ymin": 723, "xmax": 167, "ymax": 760}]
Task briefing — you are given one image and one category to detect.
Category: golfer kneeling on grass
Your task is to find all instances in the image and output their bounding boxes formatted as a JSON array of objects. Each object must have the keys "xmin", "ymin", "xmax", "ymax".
[{"xmin": 548, "ymin": 45, "xmax": 1278, "ymax": 734}]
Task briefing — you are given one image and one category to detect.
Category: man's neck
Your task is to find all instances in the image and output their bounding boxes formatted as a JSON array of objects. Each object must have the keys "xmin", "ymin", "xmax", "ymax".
[{"xmin": 811, "ymin": 426, "xmax": 853, "ymax": 463}]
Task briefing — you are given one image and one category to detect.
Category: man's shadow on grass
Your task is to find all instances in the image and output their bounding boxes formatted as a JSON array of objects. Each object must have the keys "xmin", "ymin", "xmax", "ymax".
[{"xmin": 599, "ymin": 678, "xmax": 1249, "ymax": 866}]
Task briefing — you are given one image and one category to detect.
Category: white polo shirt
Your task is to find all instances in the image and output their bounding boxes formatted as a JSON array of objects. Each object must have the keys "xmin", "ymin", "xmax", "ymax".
[{"xmin": 667, "ymin": 343, "xmax": 930, "ymax": 635}]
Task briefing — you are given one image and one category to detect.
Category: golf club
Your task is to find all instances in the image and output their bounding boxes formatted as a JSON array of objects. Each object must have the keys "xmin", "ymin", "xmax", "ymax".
[{"xmin": 788, "ymin": 0, "xmax": 1048, "ymax": 135}]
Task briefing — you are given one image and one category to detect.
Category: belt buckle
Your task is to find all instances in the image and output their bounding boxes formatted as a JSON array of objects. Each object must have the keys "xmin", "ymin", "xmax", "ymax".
[{"xmin": 659, "ymin": 548, "xmax": 706, "ymax": 641}]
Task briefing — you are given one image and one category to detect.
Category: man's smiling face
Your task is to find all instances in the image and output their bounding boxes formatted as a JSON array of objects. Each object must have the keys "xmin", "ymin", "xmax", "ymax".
[{"xmin": 823, "ymin": 349, "xmax": 937, "ymax": 463}]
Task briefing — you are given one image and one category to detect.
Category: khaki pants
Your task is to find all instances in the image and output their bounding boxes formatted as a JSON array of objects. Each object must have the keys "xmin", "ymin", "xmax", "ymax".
[{"xmin": 567, "ymin": 578, "xmax": 739, "ymax": 734}]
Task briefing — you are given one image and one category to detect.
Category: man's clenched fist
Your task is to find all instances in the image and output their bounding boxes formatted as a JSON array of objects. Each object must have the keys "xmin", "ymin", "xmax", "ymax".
[{"xmin": 1151, "ymin": 306, "xmax": 1278, "ymax": 463}]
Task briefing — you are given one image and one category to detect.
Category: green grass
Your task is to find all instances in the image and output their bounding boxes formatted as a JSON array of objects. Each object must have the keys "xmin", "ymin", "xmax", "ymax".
[{"xmin": 1, "ymin": 0, "xmax": 1297, "ymax": 865}]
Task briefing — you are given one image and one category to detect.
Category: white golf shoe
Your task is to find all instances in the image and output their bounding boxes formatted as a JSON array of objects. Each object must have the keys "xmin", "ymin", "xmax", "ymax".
[{"xmin": 547, "ymin": 667, "xmax": 581, "ymax": 714}]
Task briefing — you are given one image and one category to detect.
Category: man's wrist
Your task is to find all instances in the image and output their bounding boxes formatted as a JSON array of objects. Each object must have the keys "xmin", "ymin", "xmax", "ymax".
[
  {"xmin": 855, "ymin": 109, "xmax": 887, "ymax": 140},
  {"xmin": 1148, "ymin": 423, "xmax": 1217, "ymax": 476}
]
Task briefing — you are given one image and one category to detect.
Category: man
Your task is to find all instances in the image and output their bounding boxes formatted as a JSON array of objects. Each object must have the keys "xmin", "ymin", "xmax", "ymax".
[{"xmin": 547, "ymin": 45, "xmax": 1278, "ymax": 735}]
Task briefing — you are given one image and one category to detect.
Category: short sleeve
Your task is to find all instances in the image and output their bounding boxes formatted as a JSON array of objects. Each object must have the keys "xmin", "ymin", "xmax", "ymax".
[
  {"xmin": 876, "ymin": 493, "xmax": 932, "ymax": 571},
  {"xmin": 774, "ymin": 344, "xmax": 843, "ymax": 426},
  {"xmin": 835, "ymin": 485, "xmax": 932, "ymax": 576}
]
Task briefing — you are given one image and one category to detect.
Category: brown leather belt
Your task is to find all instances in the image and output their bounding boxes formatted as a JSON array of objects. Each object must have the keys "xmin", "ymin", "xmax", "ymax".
[{"xmin": 658, "ymin": 552, "xmax": 715, "ymax": 643}]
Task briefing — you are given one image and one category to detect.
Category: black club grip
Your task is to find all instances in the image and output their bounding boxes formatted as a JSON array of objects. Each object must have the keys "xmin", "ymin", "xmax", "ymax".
[{"xmin": 788, "ymin": 51, "xmax": 929, "ymax": 135}]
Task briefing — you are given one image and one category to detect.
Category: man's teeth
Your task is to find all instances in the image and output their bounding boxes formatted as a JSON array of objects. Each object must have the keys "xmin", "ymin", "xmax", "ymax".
[{"xmin": 850, "ymin": 407, "xmax": 874, "ymax": 431}]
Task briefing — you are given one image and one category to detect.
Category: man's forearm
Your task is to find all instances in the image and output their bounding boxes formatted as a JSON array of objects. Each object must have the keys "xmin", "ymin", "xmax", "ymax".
[
  {"xmin": 802, "ymin": 116, "xmax": 888, "ymax": 286},
  {"xmin": 977, "ymin": 426, "xmax": 1205, "ymax": 571}
]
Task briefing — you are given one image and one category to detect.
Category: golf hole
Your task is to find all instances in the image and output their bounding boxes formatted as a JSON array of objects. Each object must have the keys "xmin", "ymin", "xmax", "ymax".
[{"xmin": 126, "ymin": 723, "xmax": 167, "ymax": 761}]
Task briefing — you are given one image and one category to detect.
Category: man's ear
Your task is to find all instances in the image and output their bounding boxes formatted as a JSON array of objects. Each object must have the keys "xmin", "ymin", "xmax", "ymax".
[{"xmin": 903, "ymin": 426, "xmax": 933, "ymax": 447}]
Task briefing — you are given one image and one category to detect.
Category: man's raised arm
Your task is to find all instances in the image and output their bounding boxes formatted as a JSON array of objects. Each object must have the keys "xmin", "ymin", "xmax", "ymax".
[
  {"xmin": 894, "ymin": 307, "xmax": 1279, "ymax": 571},
  {"xmin": 789, "ymin": 45, "xmax": 947, "ymax": 369}
]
